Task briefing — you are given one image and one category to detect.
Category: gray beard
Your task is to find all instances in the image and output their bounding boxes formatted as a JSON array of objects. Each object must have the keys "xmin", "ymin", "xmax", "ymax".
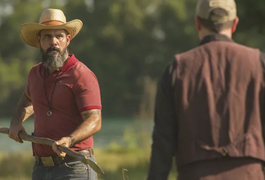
[{"xmin": 41, "ymin": 47, "xmax": 68, "ymax": 69}]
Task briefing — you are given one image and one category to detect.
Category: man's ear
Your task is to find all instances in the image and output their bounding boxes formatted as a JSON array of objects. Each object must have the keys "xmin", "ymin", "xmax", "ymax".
[
  {"xmin": 195, "ymin": 16, "xmax": 201, "ymax": 31},
  {"xmin": 66, "ymin": 34, "xmax": 71, "ymax": 46},
  {"xmin": 231, "ymin": 16, "xmax": 239, "ymax": 33}
]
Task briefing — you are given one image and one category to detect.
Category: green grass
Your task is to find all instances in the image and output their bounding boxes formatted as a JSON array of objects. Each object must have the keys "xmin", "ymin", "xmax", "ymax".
[
  {"xmin": 0, "ymin": 151, "xmax": 34, "ymax": 180},
  {"xmin": 96, "ymin": 147, "xmax": 151, "ymax": 180},
  {"xmin": 0, "ymin": 147, "xmax": 177, "ymax": 180},
  {"xmin": 0, "ymin": 128, "xmax": 177, "ymax": 180}
]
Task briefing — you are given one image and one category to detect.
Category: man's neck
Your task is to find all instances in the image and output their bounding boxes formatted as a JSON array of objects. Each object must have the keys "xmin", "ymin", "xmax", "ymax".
[
  {"xmin": 48, "ymin": 67, "xmax": 59, "ymax": 75},
  {"xmin": 199, "ymin": 29, "xmax": 232, "ymax": 40}
]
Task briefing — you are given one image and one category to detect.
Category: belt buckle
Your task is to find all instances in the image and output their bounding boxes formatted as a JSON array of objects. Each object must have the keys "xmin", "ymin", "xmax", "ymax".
[{"xmin": 41, "ymin": 157, "xmax": 55, "ymax": 167}]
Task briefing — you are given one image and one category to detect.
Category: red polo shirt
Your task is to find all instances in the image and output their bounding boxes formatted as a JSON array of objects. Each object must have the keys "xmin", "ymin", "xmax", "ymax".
[{"xmin": 26, "ymin": 54, "xmax": 102, "ymax": 157}]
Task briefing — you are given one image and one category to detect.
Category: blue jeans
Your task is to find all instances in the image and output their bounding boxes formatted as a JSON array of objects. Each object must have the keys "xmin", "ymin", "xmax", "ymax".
[{"xmin": 32, "ymin": 156, "xmax": 97, "ymax": 180}]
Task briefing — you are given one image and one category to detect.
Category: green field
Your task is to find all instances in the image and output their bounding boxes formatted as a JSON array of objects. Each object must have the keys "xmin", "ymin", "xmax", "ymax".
[
  {"xmin": 0, "ymin": 125, "xmax": 177, "ymax": 180},
  {"xmin": 0, "ymin": 147, "xmax": 177, "ymax": 180}
]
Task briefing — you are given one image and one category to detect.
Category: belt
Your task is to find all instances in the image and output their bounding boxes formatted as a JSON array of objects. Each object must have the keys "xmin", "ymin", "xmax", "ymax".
[{"xmin": 35, "ymin": 148, "xmax": 94, "ymax": 167}]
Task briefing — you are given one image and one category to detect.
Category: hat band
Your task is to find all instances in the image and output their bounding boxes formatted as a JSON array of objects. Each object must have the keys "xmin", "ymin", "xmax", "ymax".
[{"xmin": 41, "ymin": 20, "xmax": 65, "ymax": 25}]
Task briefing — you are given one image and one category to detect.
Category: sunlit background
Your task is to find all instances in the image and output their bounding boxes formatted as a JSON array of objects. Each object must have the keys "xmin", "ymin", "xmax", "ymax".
[{"xmin": 0, "ymin": 0, "xmax": 264, "ymax": 179}]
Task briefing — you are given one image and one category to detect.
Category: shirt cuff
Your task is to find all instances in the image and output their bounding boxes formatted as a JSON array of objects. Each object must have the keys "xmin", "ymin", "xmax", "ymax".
[{"xmin": 80, "ymin": 106, "xmax": 102, "ymax": 113}]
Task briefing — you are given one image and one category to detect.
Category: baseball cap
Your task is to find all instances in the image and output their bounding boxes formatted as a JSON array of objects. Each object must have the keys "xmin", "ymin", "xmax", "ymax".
[{"xmin": 196, "ymin": 0, "xmax": 237, "ymax": 23}]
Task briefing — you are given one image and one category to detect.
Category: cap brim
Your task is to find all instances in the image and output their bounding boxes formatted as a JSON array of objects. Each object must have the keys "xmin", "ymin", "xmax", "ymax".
[{"xmin": 20, "ymin": 19, "xmax": 83, "ymax": 48}]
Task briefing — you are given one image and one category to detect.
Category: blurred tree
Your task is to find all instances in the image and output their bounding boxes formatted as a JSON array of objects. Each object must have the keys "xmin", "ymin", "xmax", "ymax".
[
  {"xmin": 0, "ymin": 0, "xmax": 43, "ymax": 116},
  {"xmin": 0, "ymin": 0, "xmax": 264, "ymax": 118},
  {"xmin": 237, "ymin": 0, "xmax": 265, "ymax": 35},
  {"xmin": 63, "ymin": 0, "xmax": 198, "ymax": 118}
]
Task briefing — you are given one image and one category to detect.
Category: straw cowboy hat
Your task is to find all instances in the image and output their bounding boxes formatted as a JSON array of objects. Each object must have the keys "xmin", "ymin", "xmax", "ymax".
[{"xmin": 20, "ymin": 8, "xmax": 83, "ymax": 48}]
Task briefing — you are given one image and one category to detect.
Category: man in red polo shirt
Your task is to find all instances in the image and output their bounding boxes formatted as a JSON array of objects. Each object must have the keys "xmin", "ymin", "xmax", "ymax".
[{"xmin": 8, "ymin": 8, "xmax": 101, "ymax": 180}]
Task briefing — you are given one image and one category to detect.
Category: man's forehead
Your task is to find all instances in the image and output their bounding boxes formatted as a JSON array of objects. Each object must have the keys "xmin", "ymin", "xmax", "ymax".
[{"xmin": 39, "ymin": 29, "xmax": 67, "ymax": 34}]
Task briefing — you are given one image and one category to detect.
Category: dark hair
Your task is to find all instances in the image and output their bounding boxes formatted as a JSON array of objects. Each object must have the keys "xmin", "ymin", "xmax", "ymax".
[{"xmin": 198, "ymin": 8, "xmax": 235, "ymax": 33}]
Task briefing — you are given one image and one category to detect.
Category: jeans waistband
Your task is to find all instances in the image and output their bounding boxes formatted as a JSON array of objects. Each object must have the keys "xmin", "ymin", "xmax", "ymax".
[{"xmin": 35, "ymin": 148, "xmax": 94, "ymax": 167}]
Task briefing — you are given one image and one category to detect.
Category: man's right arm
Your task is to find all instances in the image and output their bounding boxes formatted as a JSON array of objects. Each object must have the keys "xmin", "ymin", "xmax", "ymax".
[
  {"xmin": 260, "ymin": 52, "xmax": 265, "ymax": 147},
  {"xmin": 147, "ymin": 61, "xmax": 178, "ymax": 180},
  {"xmin": 9, "ymin": 90, "xmax": 34, "ymax": 143}
]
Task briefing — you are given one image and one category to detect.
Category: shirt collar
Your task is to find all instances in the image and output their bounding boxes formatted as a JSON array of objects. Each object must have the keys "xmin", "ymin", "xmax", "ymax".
[
  {"xmin": 60, "ymin": 54, "xmax": 78, "ymax": 72},
  {"xmin": 199, "ymin": 34, "xmax": 234, "ymax": 46}
]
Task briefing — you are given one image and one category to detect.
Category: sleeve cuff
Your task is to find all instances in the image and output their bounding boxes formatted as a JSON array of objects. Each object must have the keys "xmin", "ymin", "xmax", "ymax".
[{"xmin": 80, "ymin": 106, "xmax": 102, "ymax": 113}]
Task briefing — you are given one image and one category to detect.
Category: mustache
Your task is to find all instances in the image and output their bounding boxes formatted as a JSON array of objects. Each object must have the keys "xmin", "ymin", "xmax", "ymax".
[{"xmin": 46, "ymin": 46, "xmax": 60, "ymax": 53}]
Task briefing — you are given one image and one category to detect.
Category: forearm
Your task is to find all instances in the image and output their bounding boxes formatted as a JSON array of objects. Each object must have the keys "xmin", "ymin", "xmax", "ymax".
[
  {"xmin": 70, "ymin": 109, "xmax": 102, "ymax": 144},
  {"xmin": 11, "ymin": 92, "xmax": 34, "ymax": 125}
]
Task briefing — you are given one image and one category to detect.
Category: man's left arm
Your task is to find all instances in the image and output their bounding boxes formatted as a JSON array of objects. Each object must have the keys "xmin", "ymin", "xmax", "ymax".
[
  {"xmin": 74, "ymin": 109, "xmax": 102, "ymax": 143},
  {"xmin": 52, "ymin": 109, "xmax": 101, "ymax": 157},
  {"xmin": 147, "ymin": 61, "xmax": 178, "ymax": 180},
  {"xmin": 52, "ymin": 69, "xmax": 102, "ymax": 157}
]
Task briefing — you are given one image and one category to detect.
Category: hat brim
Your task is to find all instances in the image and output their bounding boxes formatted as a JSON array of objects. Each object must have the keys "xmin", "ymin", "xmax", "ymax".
[{"xmin": 20, "ymin": 19, "xmax": 83, "ymax": 48}]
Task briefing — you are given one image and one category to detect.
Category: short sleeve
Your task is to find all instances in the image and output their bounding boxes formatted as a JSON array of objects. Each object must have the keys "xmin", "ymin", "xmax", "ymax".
[{"xmin": 73, "ymin": 70, "xmax": 102, "ymax": 113}]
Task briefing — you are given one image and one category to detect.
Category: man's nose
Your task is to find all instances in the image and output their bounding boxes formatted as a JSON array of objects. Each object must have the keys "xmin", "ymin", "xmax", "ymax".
[{"xmin": 50, "ymin": 36, "xmax": 58, "ymax": 46}]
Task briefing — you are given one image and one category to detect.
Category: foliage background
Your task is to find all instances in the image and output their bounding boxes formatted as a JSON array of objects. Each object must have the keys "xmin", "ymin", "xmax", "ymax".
[
  {"xmin": 0, "ymin": 0, "xmax": 263, "ymax": 119},
  {"xmin": 0, "ymin": 0, "xmax": 264, "ymax": 179}
]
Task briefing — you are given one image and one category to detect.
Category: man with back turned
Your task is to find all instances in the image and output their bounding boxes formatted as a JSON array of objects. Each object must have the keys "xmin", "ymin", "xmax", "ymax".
[{"xmin": 147, "ymin": 0, "xmax": 265, "ymax": 179}]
